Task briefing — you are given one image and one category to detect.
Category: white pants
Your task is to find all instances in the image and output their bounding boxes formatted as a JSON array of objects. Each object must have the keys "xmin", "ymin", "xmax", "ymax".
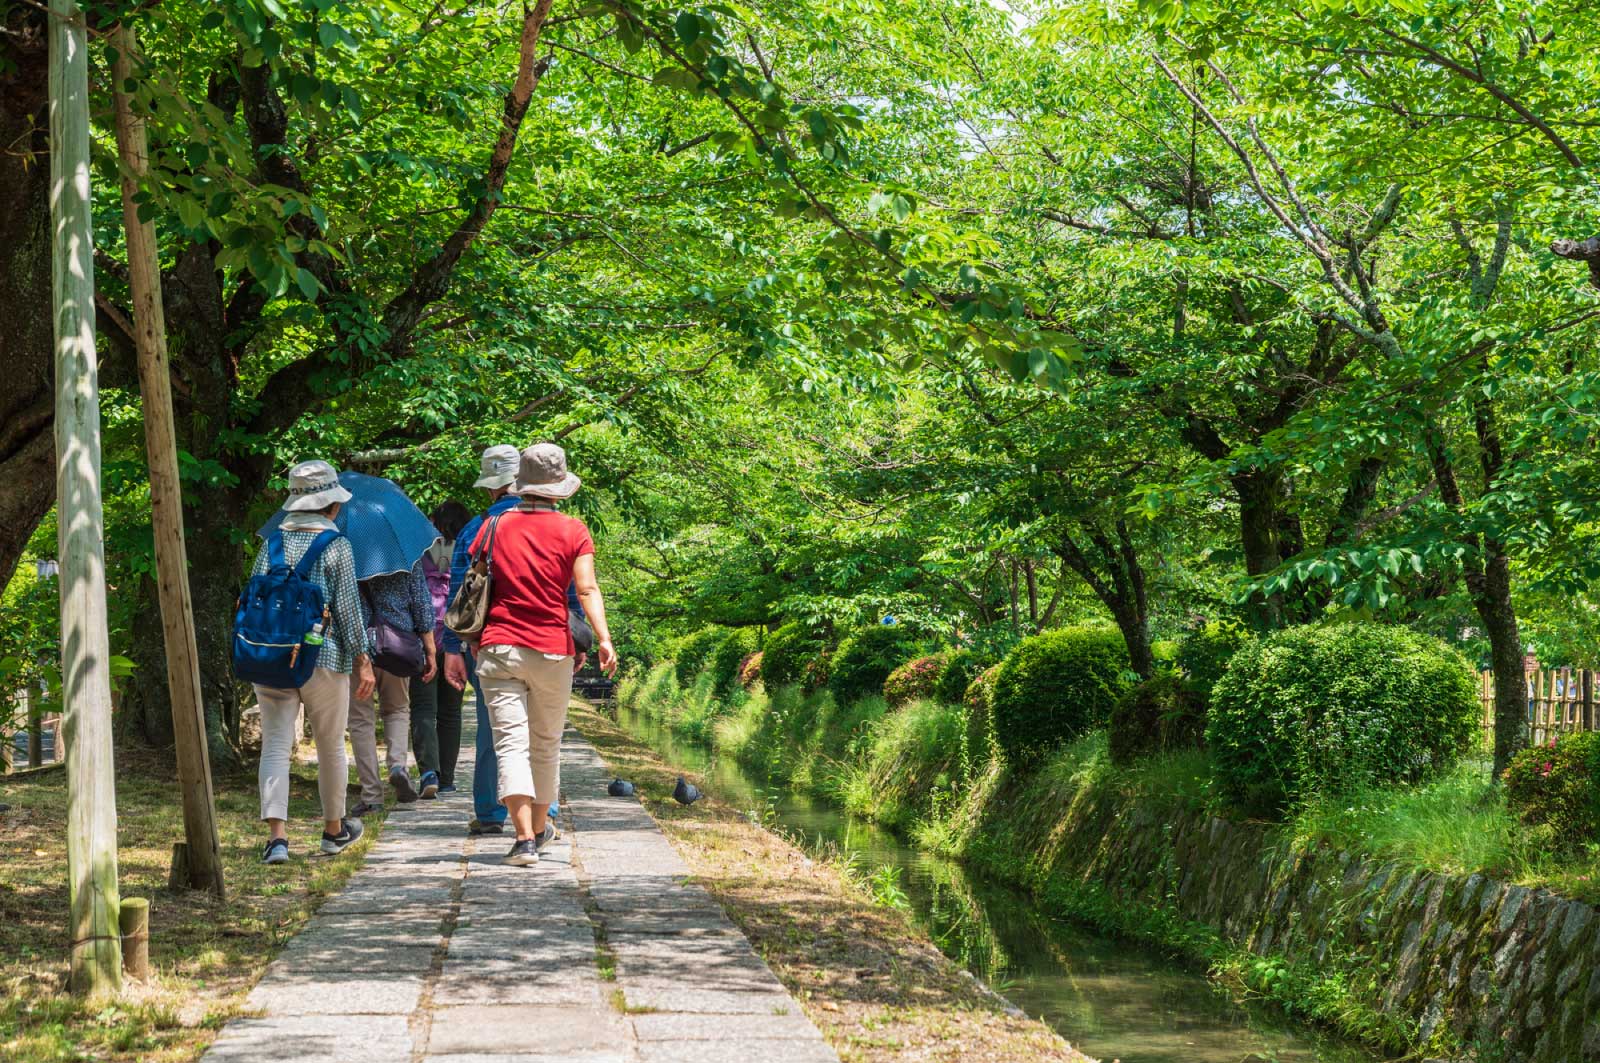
[
  {"xmin": 478, "ymin": 645, "xmax": 573, "ymax": 804},
  {"xmin": 348, "ymin": 667, "xmax": 412, "ymax": 805},
  {"xmin": 256, "ymin": 667, "xmax": 350, "ymax": 823}
]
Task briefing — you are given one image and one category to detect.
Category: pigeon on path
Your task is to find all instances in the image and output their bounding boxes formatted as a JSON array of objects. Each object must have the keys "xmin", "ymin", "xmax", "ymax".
[
  {"xmin": 607, "ymin": 778, "xmax": 635, "ymax": 797},
  {"xmin": 672, "ymin": 777, "xmax": 702, "ymax": 805}
]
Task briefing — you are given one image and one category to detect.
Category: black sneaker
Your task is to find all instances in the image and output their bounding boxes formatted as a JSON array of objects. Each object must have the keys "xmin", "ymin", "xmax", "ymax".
[
  {"xmin": 504, "ymin": 839, "xmax": 539, "ymax": 866},
  {"xmin": 348, "ymin": 800, "xmax": 382, "ymax": 819},
  {"xmin": 533, "ymin": 822, "xmax": 558, "ymax": 851},
  {"xmin": 390, "ymin": 768, "xmax": 418, "ymax": 804},
  {"xmin": 321, "ymin": 817, "xmax": 365, "ymax": 855},
  {"xmin": 468, "ymin": 818, "xmax": 505, "ymax": 836},
  {"xmin": 261, "ymin": 838, "xmax": 289, "ymax": 865},
  {"xmin": 438, "ymin": 784, "xmax": 458, "ymax": 794}
]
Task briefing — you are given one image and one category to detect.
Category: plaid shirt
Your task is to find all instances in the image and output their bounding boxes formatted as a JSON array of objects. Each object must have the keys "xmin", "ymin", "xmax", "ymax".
[{"xmin": 251, "ymin": 515, "xmax": 370, "ymax": 675}]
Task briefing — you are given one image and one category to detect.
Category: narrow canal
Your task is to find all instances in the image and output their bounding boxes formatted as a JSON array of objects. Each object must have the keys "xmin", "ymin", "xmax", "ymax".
[{"xmin": 614, "ymin": 702, "xmax": 1378, "ymax": 1063}]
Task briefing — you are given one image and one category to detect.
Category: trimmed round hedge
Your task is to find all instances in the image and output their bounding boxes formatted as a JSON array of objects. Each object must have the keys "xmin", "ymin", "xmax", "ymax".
[
  {"xmin": 1207, "ymin": 622, "xmax": 1479, "ymax": 813},
  {"xmin": 1504, "ymin": 732, "xmax": 1600, "ymax": 849},
  {"xmin": 706, "ymin": 628, "xmax": 762, "ymax": 694},
  {"xmin": 829, "ymin": 625, "xmax": 922, "ymax": 704},
  {"xmin": 1176, "ymin": 619, "xmax": 1251, "ymax": 701},
  {"xmin": 672, "ymin": 627, "xmax": 727, "ymax": 686},
  {"xmin": 883, "ymin": 653, "xmax": 948, "ymax": 707},
  {"xmin": 934, "ymin": 648, "xmax": 991, "ymax": 707},
  {"xmin": 760, "ymin": 621, "xmax": 828, "ymax": 689},
  {"xmin": 990, "ymin": 626, "xmax": 1131, "ymax": 765},
  {"xmin": 1108, "ymin": 672, "xmax": 1206, "ymax": 766}
]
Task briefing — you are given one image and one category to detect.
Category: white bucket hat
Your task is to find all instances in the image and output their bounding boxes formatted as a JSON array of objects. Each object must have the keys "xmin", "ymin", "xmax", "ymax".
[
  {"xmin": 282, "ymin": 459, "xmax": 352, "ymax": 512},
  {"xmin": 473, "ymin": 444, "xmax": 521, "ymax": 490},
  {"xmin": 512, "ymin": 443, "xmax": 581, "ymax": 500}
]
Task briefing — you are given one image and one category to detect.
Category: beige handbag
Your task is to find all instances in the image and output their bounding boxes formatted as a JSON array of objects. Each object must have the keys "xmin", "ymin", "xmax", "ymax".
[{"xmin": 443, "ymin": 514, "xmax": 504, "ymax": 641}]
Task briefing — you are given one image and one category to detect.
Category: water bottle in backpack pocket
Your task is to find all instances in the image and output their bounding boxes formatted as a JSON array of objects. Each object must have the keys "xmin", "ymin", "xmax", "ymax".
[{"xmin": 233, "ymin": 530, "xmax": 342, "ymax": 689}]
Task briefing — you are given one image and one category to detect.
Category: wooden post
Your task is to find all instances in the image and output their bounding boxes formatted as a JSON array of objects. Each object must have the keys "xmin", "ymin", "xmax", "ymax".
[
  {"xmin": 27, "ymin": 684, "xmax": 43, "ymax": 768},
  {"xmin": 118, "ymin": 897, "xmax": 150, "ymax": 981},
  {"xmin": 51, "ymin": 0, "xmax": 122, "ymax": 998},
  {"xmin": 1584, "ymin": 670, "xmax": 1594, "ymax": 733},
  {"xmin": 110, "ymin": 25, "xmax": 226, "ymax": 902}
]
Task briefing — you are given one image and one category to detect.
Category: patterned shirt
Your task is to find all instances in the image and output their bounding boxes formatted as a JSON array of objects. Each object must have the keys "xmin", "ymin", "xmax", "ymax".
[
  {"xmin": 250, "ymin": 515, "xmax": 370, "ymax": 675},
  {"xmin": 359, "ymin": 559, "xmax": 435, "ymax": 636}
]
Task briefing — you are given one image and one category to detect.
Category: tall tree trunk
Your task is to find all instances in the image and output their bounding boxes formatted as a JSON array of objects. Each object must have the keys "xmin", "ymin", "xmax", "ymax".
[
  {"xmin": 1232, "ymin": 468, "xmax": 1290, "ymax": 629},
  {"xmin": 0, "ymin": 10, "xmax": 59, "ymax": 590},
  {"xmin": 120, "ymin": 243, "xmax": 252, "ymax": 765},
  {"xmin": 1056, "ymin": 521, "xmax": 1156, "ymax": 679},
  {"xmin": 1477, "ymin": 543, "xmax": 1525, "ymax": 777}
]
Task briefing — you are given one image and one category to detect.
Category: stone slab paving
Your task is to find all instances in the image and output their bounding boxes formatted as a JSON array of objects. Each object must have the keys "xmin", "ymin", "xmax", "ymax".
[{"xmin": 202, "ymin": 711, "xmax": 838, "ymax": 1063}]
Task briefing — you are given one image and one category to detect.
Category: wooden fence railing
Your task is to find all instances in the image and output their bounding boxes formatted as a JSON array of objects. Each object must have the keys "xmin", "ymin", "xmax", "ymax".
[{"xmin": 1479, "ymin": 669, "xmax": 1597, "ymax": 749}]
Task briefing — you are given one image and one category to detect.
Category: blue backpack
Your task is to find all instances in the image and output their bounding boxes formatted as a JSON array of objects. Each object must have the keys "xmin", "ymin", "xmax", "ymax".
[{"xmin": 233, "ymin": 530, "xmax": 342, "ymax": 689}]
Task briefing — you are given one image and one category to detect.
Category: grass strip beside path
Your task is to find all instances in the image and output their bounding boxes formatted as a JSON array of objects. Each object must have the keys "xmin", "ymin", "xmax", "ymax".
[
  {"xmin": 0, "ymin": 746, "xmax": 385, "ymax": 1062},
  {"xmin": 570, "ymin": 701, "xmax": 1093, "ymax": 1063}
]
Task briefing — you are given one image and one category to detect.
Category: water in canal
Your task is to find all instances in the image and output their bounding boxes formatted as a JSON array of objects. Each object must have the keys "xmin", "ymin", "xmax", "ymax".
[{"xmin": 614, "ymin": 702, "xmax": 1379, "ymax": 1063}]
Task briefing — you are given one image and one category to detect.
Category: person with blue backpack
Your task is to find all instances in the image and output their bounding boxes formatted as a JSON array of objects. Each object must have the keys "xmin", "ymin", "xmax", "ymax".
[{"xmin": 235, "ymin": 460, "xmax": 375, "ymax": 865}]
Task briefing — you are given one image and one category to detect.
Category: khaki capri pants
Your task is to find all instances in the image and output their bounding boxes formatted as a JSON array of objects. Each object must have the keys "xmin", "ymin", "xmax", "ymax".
[{"xmin": 477, "ymin": 644, "xmax": 574, "ymax": 805}]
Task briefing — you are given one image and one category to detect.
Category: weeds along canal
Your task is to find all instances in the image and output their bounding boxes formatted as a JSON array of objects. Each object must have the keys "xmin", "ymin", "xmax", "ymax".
[{"xmin": 613, "ymin": 701, "xmax": 1378, "ymax": 1063}]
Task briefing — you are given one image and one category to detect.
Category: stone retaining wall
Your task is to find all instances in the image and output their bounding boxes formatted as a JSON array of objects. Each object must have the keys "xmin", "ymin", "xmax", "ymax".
[{"xmin": 1029, "ymin": 790, "xmax": 1600, "ymax": 1061}]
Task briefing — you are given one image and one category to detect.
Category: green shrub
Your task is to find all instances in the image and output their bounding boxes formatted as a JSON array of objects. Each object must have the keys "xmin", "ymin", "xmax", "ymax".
[
  {"xmin": 990, "ymin": 626, "xmax": 1131, "ymax": 765},
  {"xmin": 1108, "ymin": 673, "xmax": 1206, "ymax": 766},
  {"xmin": 828, "ymin": 626, "xmax": 922, "ymax": 704},
  {"xmin": 738, "ymin": 651, "xmax": 763, "ymax": 688},
  {"xmin": 1208, "ymin": 622, "xmax": 1479, "ymax": 813},
  {"xmin": 706, "ymin": 628, "xmax": 762, "ymax": 694},
  {"xmin": 672, "ymin": 627, "xmax": 727, "ymax": 686},
  {"xmin": 961, "ymin": 663, "xmax": 1002, "ymax": 778},
  {"xmin": 934, "ymin": 648, "xmax": 991, "ymax": 706},
  {"xmin": 1503, "ymin": 732, "xmax": 1600, "ymax": 848},
  {"xmin": 1175, "ymin": 620, "xmax": 1251, "ymax": 701},
  {"xmin": 883, "ymin": 653, "xmax": 949, "ymax": 707},
  {"xmin": 760, "ymin": 621, "xmax": 828, "ymax": 689}
]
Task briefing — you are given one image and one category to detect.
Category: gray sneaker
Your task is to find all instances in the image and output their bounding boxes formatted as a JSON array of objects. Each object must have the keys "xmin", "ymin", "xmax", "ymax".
[
  {"xmin": 390, "ymin": 768, "xmax": 418, "ymax": 804},
  {"xmin": 321, "ymin": 817, "xmax": 365, "ymax": 855},
  {"xmin": 504, "ymin": 839, "xmax": 539, "ymax": 866}
]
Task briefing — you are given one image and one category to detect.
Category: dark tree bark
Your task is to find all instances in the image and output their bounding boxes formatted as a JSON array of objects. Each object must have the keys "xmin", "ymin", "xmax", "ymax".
[
  {"xmin": 1055, "ymin": 520, "xmax": 1155, "ymax": 679},
  {"xmin": 0, "ymin": 11, "xmax": 58, "ymax": 592}
]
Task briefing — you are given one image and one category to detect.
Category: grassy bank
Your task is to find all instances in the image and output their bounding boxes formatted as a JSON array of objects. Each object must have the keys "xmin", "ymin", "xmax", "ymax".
[
  {"xmin": 624, "ymin": 661, "xmax": 1600, "ymax": 903},
  {"xmin": 0, "ymin": 747, "xmax": 382, "ymax": 1062},
  {"xmin": 620, "ymin": 660, "xmax": 1600, "ymax": 1058},
  {"xmin": 569, "ymin": 700, "xmax": 1094, "ymax": 1063}
]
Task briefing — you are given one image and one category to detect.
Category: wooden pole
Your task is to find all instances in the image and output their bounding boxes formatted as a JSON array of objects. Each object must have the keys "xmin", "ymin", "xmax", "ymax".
[
  {"xmin": 1584, "ymin": 670, "xmax": 1595, "ymax": 733},
  {"xmin": 27, "ymin": 684, "xmax": 43, "ymax": 768},
  {"xmin": 51, "ymin": 0, "xmax": 123, "ymax": 998},
  {"xmin": 118, "ymin": 897, "xmax": 150, "ymax": 981},
  {"xmin": 110, "ymin": 25, "xmax": 226, "ymax": 902}
]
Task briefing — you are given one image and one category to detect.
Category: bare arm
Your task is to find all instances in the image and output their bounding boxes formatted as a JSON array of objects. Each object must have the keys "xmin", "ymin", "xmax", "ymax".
[{"xmin": 572, "ymin": 553, "xmax": 616, "ymax": 675}]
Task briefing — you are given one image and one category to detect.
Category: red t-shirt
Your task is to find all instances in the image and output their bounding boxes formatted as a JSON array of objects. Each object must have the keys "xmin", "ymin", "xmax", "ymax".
[{"xmin": 472, "ymin": 509, "xmax": 594, "ymax": 655}]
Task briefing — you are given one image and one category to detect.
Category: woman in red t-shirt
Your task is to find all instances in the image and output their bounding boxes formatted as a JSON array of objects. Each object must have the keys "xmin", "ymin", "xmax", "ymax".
[{"xmin": 470, "ymin": 444, "xmax": 617, "ymax": 866}]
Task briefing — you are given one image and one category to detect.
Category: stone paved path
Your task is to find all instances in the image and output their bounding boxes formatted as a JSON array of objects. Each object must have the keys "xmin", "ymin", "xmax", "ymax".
[{"xmin": 204, "ymin": 716, "xmax": 838, "ymax": 1063}]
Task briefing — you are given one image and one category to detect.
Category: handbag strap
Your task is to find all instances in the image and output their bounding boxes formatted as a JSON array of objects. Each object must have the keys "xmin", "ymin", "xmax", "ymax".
[{"xmin": 473, "ymin": 513, "xmax": 507, "ymax": 574}]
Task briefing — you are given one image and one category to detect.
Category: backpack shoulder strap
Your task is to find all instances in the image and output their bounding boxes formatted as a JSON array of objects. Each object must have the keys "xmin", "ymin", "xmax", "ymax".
[
  {"xmin": 294, "ymin": 530, "xmax": 342, "ymax": 580},
  {"xmin": 266, "ymin": 531, "xmax": 289, "ymax": 572}
]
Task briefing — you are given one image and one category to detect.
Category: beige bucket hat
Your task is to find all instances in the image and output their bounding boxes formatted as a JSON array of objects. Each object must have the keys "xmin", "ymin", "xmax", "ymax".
[
  {"xmin": 512, "ymin": 443, "xmax": 581, "ymax": 500},
  {"xmin": 282, "ymin": 459, "xmax": 352, "ymax": 512},
  {"xmin": 473, "ymin": 444, "xmax": 521, "ymax": 490}
]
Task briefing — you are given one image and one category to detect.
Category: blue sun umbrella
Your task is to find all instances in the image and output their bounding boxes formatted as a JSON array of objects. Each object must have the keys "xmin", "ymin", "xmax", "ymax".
[{"xmin": 258, "ymin": 470, "xmax": 439, "ymax": 580}]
